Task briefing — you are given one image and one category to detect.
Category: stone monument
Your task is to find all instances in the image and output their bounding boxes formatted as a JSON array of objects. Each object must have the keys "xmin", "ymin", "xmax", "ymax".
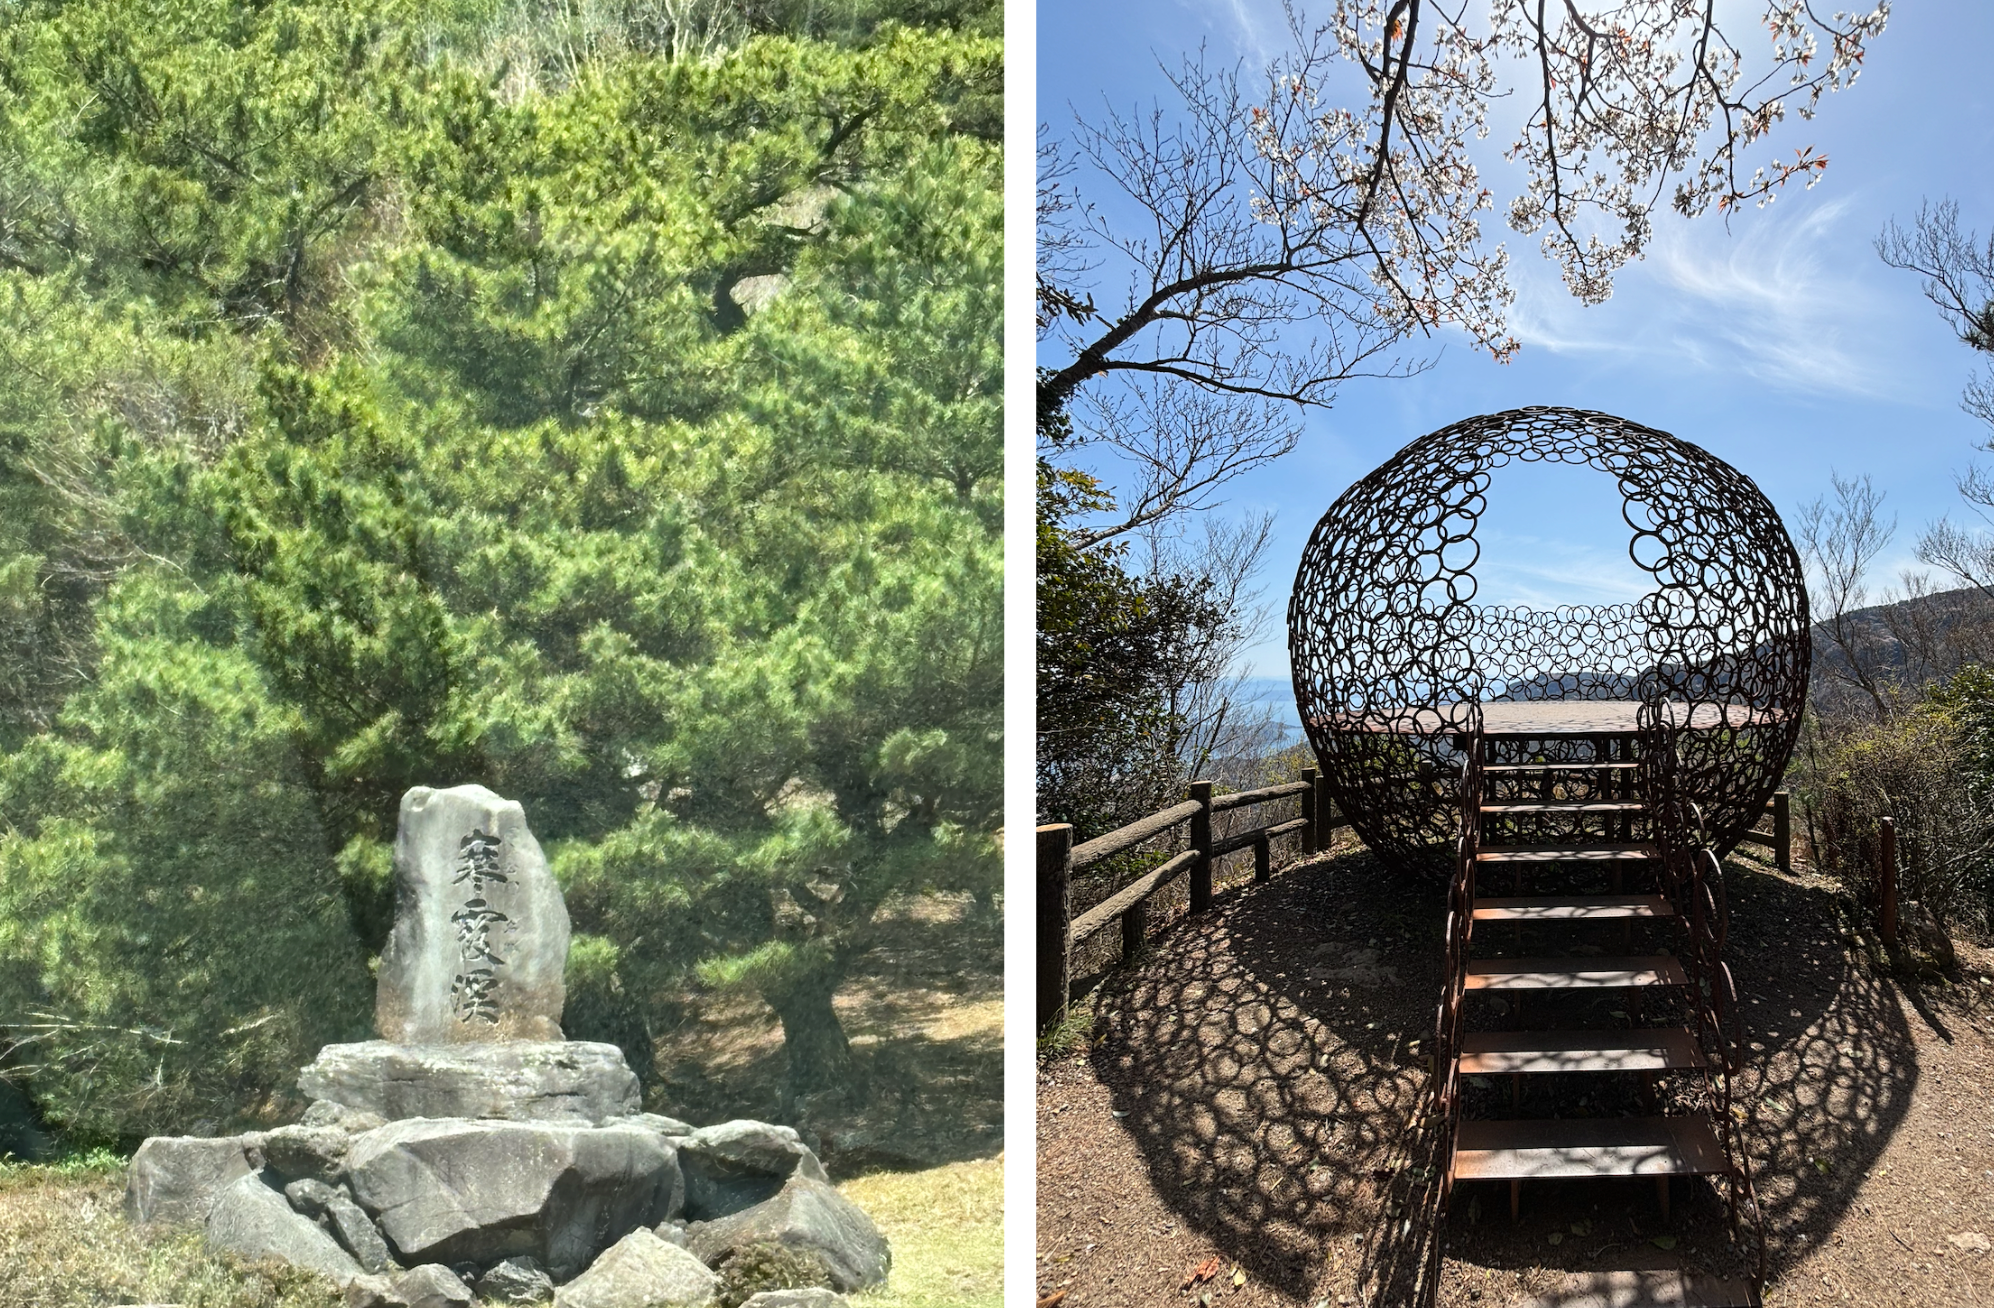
[
  {"xmin": 377, "ymin": 785, "xmax": 567, "ymax": 1043},
  {"xmin": 299, "ymin": 784, "xmax": 639, "ymax": 1128},
  {"xmin": 123, "ymin": 784, "xmax": 890, "ymax": 1308}
]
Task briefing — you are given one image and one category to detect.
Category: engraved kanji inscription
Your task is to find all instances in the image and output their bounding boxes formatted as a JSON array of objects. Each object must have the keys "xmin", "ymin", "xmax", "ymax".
[
  {"xmin": 450, "ymin": 828, "xmax": 512, "ymax": 1024},
  {"xmin": 450, "ymin": 967, "xmax": 500, "ymax": 1025},
  {"xmin": 452, "ymin": 899, "xmax": 510, "ymax": 967},
  {"xmin": 453, "ymin": 828, "xmax": 507, "ymax": 895}
]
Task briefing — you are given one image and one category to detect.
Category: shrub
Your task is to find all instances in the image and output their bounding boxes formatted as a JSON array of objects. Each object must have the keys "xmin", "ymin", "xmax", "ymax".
[{"xmin": 1799, "ymin": 691, "xmax": 1994, "ymax": 956}]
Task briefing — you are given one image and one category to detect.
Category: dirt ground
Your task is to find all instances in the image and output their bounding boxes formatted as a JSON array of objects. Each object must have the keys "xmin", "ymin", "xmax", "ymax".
[
  {"xmin": 1037, "ymin": 842, "xmax": 1994, "ymax": 1307},
  {"xmin": 652, "ymin": 889, "xmax": 1005, "ymax": 1178}
]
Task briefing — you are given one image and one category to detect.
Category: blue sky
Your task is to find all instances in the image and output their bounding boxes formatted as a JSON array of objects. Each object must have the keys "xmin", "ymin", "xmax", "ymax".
[{"xmin": 1039, "ymin": 1, "xmax": 1994, "ymax": 680}]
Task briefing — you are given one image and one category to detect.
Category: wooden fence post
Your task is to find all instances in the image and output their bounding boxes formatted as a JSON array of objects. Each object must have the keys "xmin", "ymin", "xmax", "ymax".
[
  {"xmin": 1313, "ymin": 767, "xmax": 1331, "ymax": 849},
  {"xmin": 1189, "ymin": 781, "xmax": 1214, "ymax": 913},
  {"xmin": 1301, "ymin": 765, "xmax": 1320, "ymax": 855},
  {"xmin": 1879, "ymin": 816, "xmax": 1898, "ymax": 948},
  {"xmin": 1038, "ymin": 824, "xmax": 1074, "ymax": 1029},
  {"xmin": 1254, "ymin": 832, "xmax": 1272, "ymax": 883},
  {"xmin": 1773, "ymin": 790, "xmax": 1791, "ymax": 872},
  {"xmin": 1121, "ymin": 897, "xmax": 1146, "ymax": 964}
]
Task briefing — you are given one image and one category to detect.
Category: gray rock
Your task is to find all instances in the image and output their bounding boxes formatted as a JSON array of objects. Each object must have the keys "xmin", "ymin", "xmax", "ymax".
[
  {"xmin": 740, "ymin": 1292, "xmax": 850, "ymax": 1308},
  {"xmin": 554, "ymin": 1229, "xmax": 719, "ymax": 1308},
  {"xmin": 653, "ymin": 1220, "xmax": 689, "ymax": 1247},
  {"xmin": 475, "ymin": 1255, "xmax": 555, "ymax": 1304},
  {"xmin": 305, "ymin": 1099, "xmax": 390, "ymax": 1133},
  {"xmin": 125, "ymin": 1134, "xmax": 261, "ymax": 1226},
  {"xmin": 678, "ymin": 1121, "xmax": 828, "ymax": 1220},
  {"xmin": 345, "ymin": 1273, "xmax": 394, "ymax": 1308},
  {"xmin": 384, "ymin": 1264, "xmax": 473, "ymax": 1308},
  {"xmin": 206, "ymin": 1172, "xmax": 363, "ymax": 1285},
  {"xmin": 345, "ymin": 1118, "xmax": 682, "ymax": 1281},
  {"xmin": 299, "ymin": 1041, "xmax": 640, "ymax": 1125},
  {"xmin": 686, "ymin": 1177, "xmax": 889, "ymax": 1293},
  {"xmin": 377, "ymin": 784, "xmax": 568, "ymax": 1043},
  {"xmin": 266, "ymin": 1123, "xmax": 351, "ymax": 1183},
  {"xmin": 626, "ymin": 1112, "xmax": 696, "ymax": 1138},
  {"xmin": 285, "ymin": 1178, "xmax": 398, "ymax": 1274}
]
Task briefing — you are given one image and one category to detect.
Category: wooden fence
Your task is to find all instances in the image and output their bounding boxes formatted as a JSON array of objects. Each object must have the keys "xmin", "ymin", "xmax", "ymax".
[
  {"xmin": 1037, "ymin": 767, "xmax": 1343, "ymax": 1029},
  {"xmin": 1037, "ymin": 777, "xmax": 1797, "ymax": 1030},
  {"xmin": 1737, "ymin": 789, "xmax": 1793, "ymax": 871}
]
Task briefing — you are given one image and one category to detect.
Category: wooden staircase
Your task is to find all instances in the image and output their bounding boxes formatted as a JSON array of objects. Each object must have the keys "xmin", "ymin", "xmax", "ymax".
[{"xmin": 1432, "ymin": 718, "xmax": 1760, "ymax": 1308}]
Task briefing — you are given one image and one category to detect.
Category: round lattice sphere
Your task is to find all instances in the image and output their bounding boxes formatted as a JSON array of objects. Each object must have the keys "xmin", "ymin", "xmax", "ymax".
[{"xmin": 1287, "ymin": 407, "xmax": 1809, "ymax": 877}]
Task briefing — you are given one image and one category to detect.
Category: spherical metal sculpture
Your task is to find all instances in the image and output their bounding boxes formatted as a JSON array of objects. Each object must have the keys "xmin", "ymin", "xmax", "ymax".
[{"xmin": 1288, "ymin": 407, "xmax": 1809, "ymax": 876}]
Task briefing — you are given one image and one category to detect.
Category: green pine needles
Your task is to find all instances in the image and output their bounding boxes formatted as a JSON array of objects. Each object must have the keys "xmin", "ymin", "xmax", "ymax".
[{"xmin": 0, "ymin": 0, "xmax": 1000, "ymax": 1139}]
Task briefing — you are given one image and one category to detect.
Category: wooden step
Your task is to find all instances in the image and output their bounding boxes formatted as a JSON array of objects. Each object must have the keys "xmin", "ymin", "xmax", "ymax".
[
  {"xmin": 1482, "ymin": 801, "xmax": 1645, "ymax": 815},
  {"xmin": 1458, "ymin": 1028, "xmax": 1706, "ymax": 1075},
  {"xmin": 1485, "ymin": 762, "xmax": 1639, "ymax": 774},
  {"xmin": 1451, "ymin": 1115, "xmax": 1728, "ymax": 1181},
  {"xmin": 1473, "ymin": 895, "xmax": 1673, "ymax": 921},
  {"xmin": 1477, "ymin": 843, "xmax": 1659, "ymax": 863},
  {"xmin": 1514, "ymin": 1266, "xmax": 1754, "ymax": 1307},
  {"xmin": 1465, "ymin": 955, "xmax": 1688, "ymax": 990}
]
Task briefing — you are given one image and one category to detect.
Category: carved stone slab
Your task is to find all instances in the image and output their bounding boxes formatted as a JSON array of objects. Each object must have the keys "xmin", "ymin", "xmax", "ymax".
[
  {"xmin": 377, "ymin": 785, "xmax": 568, "ymax": 1043},
  {"xmin": 299, "ymin": 1041, "xmax": 640, "ymax": 1125}
]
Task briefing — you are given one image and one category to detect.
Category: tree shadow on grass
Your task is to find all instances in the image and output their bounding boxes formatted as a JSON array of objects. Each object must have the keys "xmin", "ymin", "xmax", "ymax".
[
  {"xmin": 657, "ymin": 893, "xmax": 1003, "ymax": 1178},
  {"xmin": 1088, "ymin": 847, "xmax": 1919, "ymax": 1305}
]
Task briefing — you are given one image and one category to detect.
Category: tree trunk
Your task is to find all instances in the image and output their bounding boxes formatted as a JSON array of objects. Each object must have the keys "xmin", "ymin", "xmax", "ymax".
[{"xmin": 768, "ymin": 973, "xmax": 854, "ymax": 1105}]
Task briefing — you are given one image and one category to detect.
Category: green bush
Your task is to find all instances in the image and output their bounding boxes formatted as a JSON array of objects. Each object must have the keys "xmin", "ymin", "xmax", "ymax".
[{"xmin": 1799, "ymin": 683, "xmax": 1994, "ymax": 953}]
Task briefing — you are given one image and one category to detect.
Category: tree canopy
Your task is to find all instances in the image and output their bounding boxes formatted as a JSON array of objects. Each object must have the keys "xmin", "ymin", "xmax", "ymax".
[{"xmin": 0, "ymin": 0, "xmax": 1000, "ymax": 1139}]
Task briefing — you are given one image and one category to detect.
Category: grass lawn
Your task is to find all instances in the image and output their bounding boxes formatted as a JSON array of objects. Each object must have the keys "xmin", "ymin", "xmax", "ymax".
[
  {"xmin": 845, "ymin": 1156, "xmax": 1003, "ymax": 1308},
  {"xmin": 0, "ymin": 1151, "xmax": 1002, "ymax": 1308}
]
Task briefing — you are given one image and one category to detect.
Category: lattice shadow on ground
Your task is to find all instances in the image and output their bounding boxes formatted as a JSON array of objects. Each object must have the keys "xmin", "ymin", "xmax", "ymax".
[{"xmin": 1084, "ymin": 848, "xmax": 1918, "ymax": 1305}]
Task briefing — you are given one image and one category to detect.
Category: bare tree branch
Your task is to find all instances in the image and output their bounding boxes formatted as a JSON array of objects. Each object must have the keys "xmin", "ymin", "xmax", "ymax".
[{"xmin": 1798, "ymin": 471, "xmax": 1895, "ymax": 718}]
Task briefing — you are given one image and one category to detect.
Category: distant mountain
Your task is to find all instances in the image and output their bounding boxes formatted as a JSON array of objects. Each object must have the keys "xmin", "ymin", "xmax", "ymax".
[{"xmin": 1811, "ymin": 582, "xmax": 1994, "ymax": 685}]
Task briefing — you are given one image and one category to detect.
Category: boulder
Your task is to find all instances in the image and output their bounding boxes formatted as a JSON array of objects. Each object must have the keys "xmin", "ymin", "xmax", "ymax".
[
  {"xmin": 345, "ymin": 1118, "xmax": 681, "ymax": 1281},
  {"xmin": 376, "ymin": 784, "xmax": 568, "ymax": 1043},
  {"xmin": 285, "ymin": 1178, "xmax": 398, "ymax": 1274},
  {"xmin": 266, "ymin": 1123, "xmax": 351, "ymax": 1183},
  {"xmin": 678, "ymin": 1121, "xmax": 828, "ymax": 1220},
  {"xmin": 304, "ymin": 1099, "xmax": 389, "ymax": 1134},
  {"xmin": 300, "ymin": 1041, "xmax": 639, "ymax": 1126},
  {"xmin": 206, "ymin": 1172, "xmax": 364, "ymax": 1285},
  {"xmin": 475, "ymin": 1254, "xmax": 556, "ymax": 1304},
  {"xmin": 686, "ymin": 1177, "xmax": 889, "ymax": 1293},
  {"xmin": 554, "ymin": 1229, "xmax": 719, "ymax": 1308},
  {"xmin": 387, "ymin": 1264, "xmax": 474, "ymax": 1308},
  {"xmin": 346, "ymin": 1264, "xmax": 475, "ymax": 1308},
  {"xmin": 626, "ymin": 1112, "xmax": 696, "ymax": 1138},
  {"xmin": 125, "ymin": 1134, "xmax": 262, "ymax": 1226},
  {"xmin": 741, "ymin": 1292, "xmax": 850, "ymax": 1308},
  {"xmin": 345, "ymin": 1274, "xmax": 394, "ymax": 1308}
]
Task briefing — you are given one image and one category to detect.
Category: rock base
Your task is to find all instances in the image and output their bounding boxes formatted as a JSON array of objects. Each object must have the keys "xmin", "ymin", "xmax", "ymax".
[
  {"xmin": 299, "ymin": 1041, "xmax": 640, "ymax": 1125},
  {"xmin": 137, "ymin": 1063, "xmax": 884, "ymax": 1306}
]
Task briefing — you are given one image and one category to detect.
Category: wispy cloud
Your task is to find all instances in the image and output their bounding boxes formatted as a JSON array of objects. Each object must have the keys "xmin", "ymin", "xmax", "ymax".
[
  {"xmin": 1507, "ymin": 196, "xmax": 1918, "ymax": 401},
  {"xmin": 1173, "ymin": 0, "xmax": 1287, "ymax": 66},
  {"xmin": 1472, "ymin": 532, "xmax": 1653, "ymax": 608}
]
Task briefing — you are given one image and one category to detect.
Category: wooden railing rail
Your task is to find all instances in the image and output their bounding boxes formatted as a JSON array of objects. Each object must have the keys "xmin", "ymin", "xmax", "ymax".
[
  {"xmin": 1069, "ymin": 800, "xmax": 1204, "ymax": 870},
  {"xmin": 1037, "ymin": 767, "xmax": 1343, "ymax": 1030},
  {"xmin": 1734, "ymin": 790, "xmax": 1792, "ymax": 870},
  {"xmin": 1209, "ymin": 779, "xmax": 1312, "ymax": 812}
]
